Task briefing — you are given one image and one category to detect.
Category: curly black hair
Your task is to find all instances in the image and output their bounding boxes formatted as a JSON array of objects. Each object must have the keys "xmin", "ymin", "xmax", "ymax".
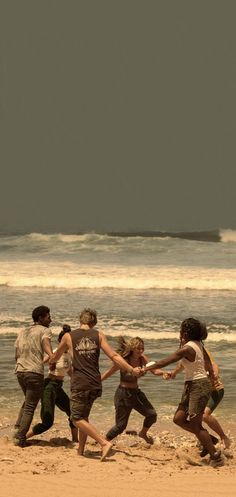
[{"xmin": 180, "ymin": 318, "xmax": 202, "ymax": 341}]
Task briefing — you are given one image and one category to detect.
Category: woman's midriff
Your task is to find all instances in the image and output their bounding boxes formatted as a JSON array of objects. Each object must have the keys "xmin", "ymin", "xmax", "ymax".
[{"xmin": 119, "ymin": 381, "xmax": 138, "ymax": 389}]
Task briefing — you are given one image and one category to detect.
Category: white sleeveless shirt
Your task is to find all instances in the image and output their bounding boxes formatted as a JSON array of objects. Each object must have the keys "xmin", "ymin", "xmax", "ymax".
[
  {"xmin": 181, "ymin": 341, "xmax": 207, "ymax": 381},
  {"xmin": 49, "ymin": 349, "xmax": 71, "ymax": 378}
]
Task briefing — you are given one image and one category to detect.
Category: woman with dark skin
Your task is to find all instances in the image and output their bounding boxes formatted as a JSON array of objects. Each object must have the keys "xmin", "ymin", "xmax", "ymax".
[
  {"xmin": 102, "ymin": 336, "xmax": 164, "ymax": 444},
  {"xmin": 168, "ymin": 324, "xmax": 230, "ymax": 455},
  {"xmin": 144, "ymin": 318, "xmax": 222, "ymax": 463}
]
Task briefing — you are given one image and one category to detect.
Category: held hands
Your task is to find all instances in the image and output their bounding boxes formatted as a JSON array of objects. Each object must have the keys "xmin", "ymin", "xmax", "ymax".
[
  {"xmin": 163, "ymin": 371, "xmax": 176, "ymax": 380},
  {"xmin": 132, "ymin": 366, "xmax": 144, "ymax": 377},
  {"xmin": 48, "ymin": 363, "xmax": 56, "ymax": 371}
]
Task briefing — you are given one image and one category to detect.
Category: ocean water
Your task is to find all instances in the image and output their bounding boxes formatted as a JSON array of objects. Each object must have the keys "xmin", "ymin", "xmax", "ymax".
[{"xmin": 1, "ymin": 229, "xmax": 236, "ymax": 431}]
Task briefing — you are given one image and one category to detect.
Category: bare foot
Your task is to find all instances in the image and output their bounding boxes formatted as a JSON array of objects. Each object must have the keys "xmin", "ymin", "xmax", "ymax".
[
  {"xmin": 138, "ymin": 431, "xmax": 154, "ymax": 445},
  {"xmin": 222, "ymin": 436, "xmax": 231, "ymax": 449},
  {"xmin": 26, "ymin": 430, "xmax": 34, "ymax": 440},
  {"xmin": 100, "ymin": 442, "xmax": 113, "ymax": 462},
  {"xmin": 77, "ymin": 448, "xmax": 84, "ymax": 456}
]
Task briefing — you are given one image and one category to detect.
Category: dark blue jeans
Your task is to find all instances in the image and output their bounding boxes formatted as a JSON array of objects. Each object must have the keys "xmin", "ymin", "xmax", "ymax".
[{"xmin": 15, "ymin": 372, "xmax": 44, "ymax": 442}]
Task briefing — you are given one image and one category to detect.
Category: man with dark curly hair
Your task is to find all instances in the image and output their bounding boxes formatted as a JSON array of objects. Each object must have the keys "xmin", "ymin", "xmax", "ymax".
[{"xmin": 14, "ymin": 305, "xmax": 53, "ymax": 447}]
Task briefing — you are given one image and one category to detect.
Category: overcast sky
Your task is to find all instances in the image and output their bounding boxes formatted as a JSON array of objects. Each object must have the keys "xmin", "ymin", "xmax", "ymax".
[{"xmin": 1, "ymin": 1, "xmax": 236, "ymax": 233}]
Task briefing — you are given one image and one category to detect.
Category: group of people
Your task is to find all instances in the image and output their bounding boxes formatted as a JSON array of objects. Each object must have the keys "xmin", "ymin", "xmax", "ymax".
[{"xmin": 14, "ymin": 306, "xmax": 230, "ymax": 464}]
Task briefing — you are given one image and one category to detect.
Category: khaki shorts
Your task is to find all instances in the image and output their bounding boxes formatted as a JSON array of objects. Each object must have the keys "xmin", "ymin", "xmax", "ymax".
[
  {"xmin": 178, "ymin": 378, "xmax": 211, "ymax": 418},
  {"xmin": 70, "ymin": 389, "xmax": 102, "ymax": 421}
]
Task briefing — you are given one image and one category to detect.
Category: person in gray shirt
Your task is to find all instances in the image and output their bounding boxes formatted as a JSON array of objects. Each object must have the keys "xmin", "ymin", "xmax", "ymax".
[{"xmin": 14, "ymin": 305, "xmax": 53, "ymax": 447}]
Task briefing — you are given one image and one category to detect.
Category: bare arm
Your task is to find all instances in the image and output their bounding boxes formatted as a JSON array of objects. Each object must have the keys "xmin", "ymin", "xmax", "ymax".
[
  {"xmin": 144, "ymin": 346, "xmax": 195, "ymax": 372},
  {"xmin": 67, "ymin": 366, "xmax": 73, "ymax": 377},
  {"xmin": 203, "ymin": 347, "xmax": 215, "ymax": 385},
  {"xmin": 42, "ymin": 337, "xmax": 53, "ymax": 358},
  {"xmin": 151, "ymin": 368, "xmax": 166, "ymax": 376},
  {"xmin": 169, "ymin": 361, "xmax": 184, "ymax": 378},
  {"xmin": 43, "ymin": 354, "xmax": 49, "ymax": 364},
  {"xmin": 101, "ymin": 364, "xmax": 119, "ymax": 381},
  {"xmin": 15, "ymin": 336, "xmax": 20, "ymax": 361},
  {"xmin": 99, "ymin": 332, "xmax": 142, "ymax": 377},
  {"xmin": 142, "ymin": 355, "xmax": 165, "ymax": 376},
  {"xmin": 212, "ymin": 362, "xmax": 219, "ymax": 377},
  {"xmin": 49, "ymin": 335, "xmax": 69, "ymax": 364}
]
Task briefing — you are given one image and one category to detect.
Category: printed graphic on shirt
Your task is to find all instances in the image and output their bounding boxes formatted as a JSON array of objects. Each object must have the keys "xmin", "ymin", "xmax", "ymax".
[{"xmin": 75, "ymin": 337, "xmax": 97, "ymax": 357}]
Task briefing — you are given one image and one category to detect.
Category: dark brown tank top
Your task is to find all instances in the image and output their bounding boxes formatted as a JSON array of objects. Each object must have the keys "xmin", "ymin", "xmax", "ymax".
[
  {"xmin": 120, "ymin": 356, "xmax": 144, "ymax": 383},
  {"xmin": 70, "ymin": 328, "xmax": 101, "ymax": 391}
]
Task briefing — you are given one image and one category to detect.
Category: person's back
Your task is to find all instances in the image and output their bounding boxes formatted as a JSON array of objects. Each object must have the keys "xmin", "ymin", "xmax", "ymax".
[
  {"xmin": 49, "ymin": 307, "xmax": 142, "ymax": 460},
  {"xmin": 16, "ymin": 324, "xmax": 52, "ymax": 375},
  {"xmin": 70, "ymin": 327, "xmax": 101, "ymax": 391},
  {"xmin": 14, "ymin": 305, "xmax": 53, "ymax": 447}
]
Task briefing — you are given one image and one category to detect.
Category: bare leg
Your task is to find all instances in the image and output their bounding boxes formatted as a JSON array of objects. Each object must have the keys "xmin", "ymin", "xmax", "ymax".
[
  {"xmin": 173, "ymin": 408, "xmax": 219, "ymax": 459},
  {"xmin": 71, "ymin": 426, "xmax": 79, "ymax": 443},
  {"xmin": 203, "ymin": 408, "xmax": 231, "ymax": 448},
  {"xmin": 78, "ymin": 429, "xmax": 87, "ymax": 455},
  {"xmin": 73, "ymin": 419, "xmax": 113, "ymax": 461}
]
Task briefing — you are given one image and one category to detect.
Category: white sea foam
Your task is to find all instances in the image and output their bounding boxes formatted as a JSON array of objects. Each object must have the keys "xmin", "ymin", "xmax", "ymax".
[
  {"xmin": 1, "ymin": 260, "xmax": 236, "ymax": 291},
  {"xmin": 0, "ymin": 232, "xmax": 182, "ymax": 257},
  {"xmin": 1, "ymin": 326, "xmax": 235, "ymax": 342}
]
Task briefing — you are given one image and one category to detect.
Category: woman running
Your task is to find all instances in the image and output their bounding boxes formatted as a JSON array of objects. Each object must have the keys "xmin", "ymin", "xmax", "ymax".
[
  {"xmin": 144, "ymin": 318, "xmax": 222, "ymax": 464},
  {"xmin": 102, "ymin": 336, "xmax": 164, "ymax": 444}
]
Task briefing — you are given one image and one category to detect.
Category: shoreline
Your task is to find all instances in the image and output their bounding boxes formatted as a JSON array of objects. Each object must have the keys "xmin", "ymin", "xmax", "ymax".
[{"xmin": 1, "ymin": 408, "xmax": 236, "ymax": 438}]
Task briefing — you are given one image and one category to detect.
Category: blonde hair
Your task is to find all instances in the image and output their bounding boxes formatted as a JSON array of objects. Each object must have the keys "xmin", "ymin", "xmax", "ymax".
[
  {"xmin": 116, "ymin": 336, "xmax": 144, "ymax": 358},
  {"xmin": 79, "ymin": 308, "xmax": 97, "ymax": 327}
]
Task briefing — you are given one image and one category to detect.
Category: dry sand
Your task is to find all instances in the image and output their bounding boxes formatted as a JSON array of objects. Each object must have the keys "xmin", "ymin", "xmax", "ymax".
[{"xmin": 0, "ymin": 424, "xmax": 235, "ymax": 497}]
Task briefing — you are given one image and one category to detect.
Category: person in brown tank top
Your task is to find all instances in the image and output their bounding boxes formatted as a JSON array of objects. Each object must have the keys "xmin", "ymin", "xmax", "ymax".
[
  {"xmin": 49, "ymin": 308, "xmax": 142, "ymax": 461},
  {"xmin": 102, "ymin": 336, "xmax": 164, "ymax": 444}
]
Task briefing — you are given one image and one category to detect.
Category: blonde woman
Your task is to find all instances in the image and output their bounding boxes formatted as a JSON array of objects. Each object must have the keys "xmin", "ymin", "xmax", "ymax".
[{"xmin": 102, "ymin": 336, "xmax": 164, "ymax": 444}]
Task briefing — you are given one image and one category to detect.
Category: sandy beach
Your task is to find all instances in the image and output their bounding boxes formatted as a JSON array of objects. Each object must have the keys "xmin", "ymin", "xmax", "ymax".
[{"xmin": 0, "ymin": 421, "xmax": 235, "ymax": 497}]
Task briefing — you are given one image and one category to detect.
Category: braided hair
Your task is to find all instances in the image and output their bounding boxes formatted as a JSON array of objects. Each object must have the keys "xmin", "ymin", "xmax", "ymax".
[{"xmin": 180, "ymin": 318, "xmax": 202, "ymax": 342}]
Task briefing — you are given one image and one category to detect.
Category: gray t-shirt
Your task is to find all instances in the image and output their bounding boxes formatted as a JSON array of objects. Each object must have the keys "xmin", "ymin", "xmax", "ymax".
[{"xmin": 15, "ymin": 324, "xmax": 52, "ymax": 375}]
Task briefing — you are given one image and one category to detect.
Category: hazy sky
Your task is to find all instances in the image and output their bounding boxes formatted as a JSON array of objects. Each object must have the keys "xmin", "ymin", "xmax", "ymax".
[{"xmin": 1, "ymin": 1, "xmax": 236, "ymax": 233}]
